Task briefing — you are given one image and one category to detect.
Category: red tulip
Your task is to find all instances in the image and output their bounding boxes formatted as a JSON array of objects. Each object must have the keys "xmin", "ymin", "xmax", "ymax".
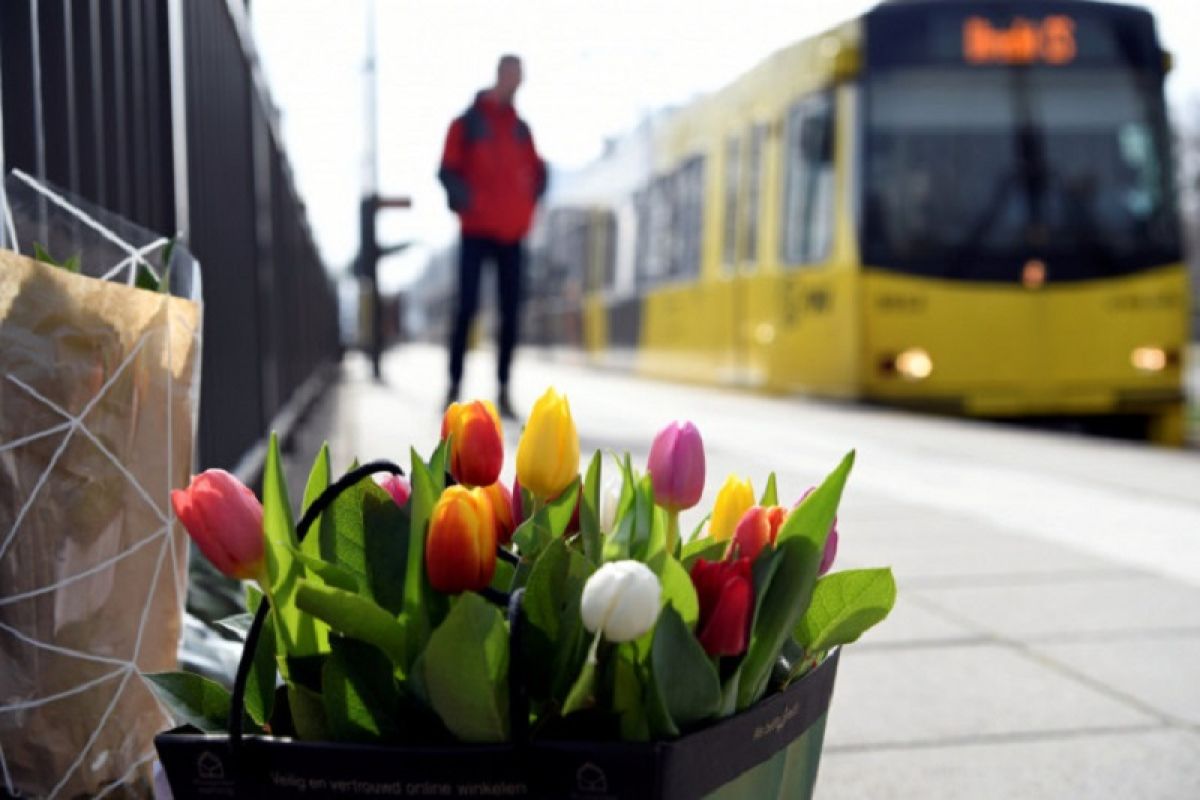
[
  {"xmin": 690, "ymin": 557, "xmax": 754, "ymax": 657},
  {"xmin": 727, "ymin": 505, "xmax": 786, "ymax": 562},
  {"xmin": 425, "ymin": 486, "xmax": 497, "ymax": 594},
  {"xmin": 646, "ymin": 421, "xmax": 705, "ymax": 512},
  {"xmin": 481, "ymin": 481, "xmax": 516, "ymax": 545},
  {"xmin": 797, "ymin": 487, "xmax": 839, "ymax": 575},
  {"xmin": 441, "ymin": 400, "xmax": 504, "ymax": 488},
  {"xmin": 171, "ymin": 470, "xmax": 265, "ymax": 581},
  {"xmin": 377, "ymin": 474, "xmax": 411, "ymax": 507}
]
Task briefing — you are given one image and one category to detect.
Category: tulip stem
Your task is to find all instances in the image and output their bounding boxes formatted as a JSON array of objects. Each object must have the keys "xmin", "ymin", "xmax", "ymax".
[{"xmin": 666, "ymin": 511, "xmax": 681, "ymax": 557}]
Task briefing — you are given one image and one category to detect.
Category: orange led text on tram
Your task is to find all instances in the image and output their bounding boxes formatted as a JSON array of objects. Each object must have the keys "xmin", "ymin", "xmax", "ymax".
[{"xmin": 963, "ymin": 15, "xmax": 1077, "ymax": 66}]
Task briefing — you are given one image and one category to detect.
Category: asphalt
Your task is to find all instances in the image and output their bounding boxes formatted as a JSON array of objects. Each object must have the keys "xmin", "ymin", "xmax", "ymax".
[{"xmin": 283, "ymin": 343, "xmax": 1200, "ymax": 800}]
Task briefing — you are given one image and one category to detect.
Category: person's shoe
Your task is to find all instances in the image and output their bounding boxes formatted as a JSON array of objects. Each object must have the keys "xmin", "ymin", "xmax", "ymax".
[{"xmin": 497, "ymin": 388, "xmax": 519, "ymax": 421}]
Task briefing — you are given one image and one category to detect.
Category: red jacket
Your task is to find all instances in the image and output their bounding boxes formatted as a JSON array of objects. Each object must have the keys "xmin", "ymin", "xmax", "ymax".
[{"xmin": 439, "ymin": 92, "xmax": 547, "ymax": 243}]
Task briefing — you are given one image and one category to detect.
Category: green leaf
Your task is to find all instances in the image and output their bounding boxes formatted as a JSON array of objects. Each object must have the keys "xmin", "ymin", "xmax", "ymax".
[
  {"xmin": 776, "ymin": 451, "xmax": 854, "ymax": 552},
  {"xmin": 417, "ymin": 593, "xmax": 509, "ymax": 743},
  {"xmin": 145, "ymin": 672, "xmax": 242, "ymax": 733},
  {"xmin": 300, "ymin": 444, "xmax": 332, "ymax": 560},
  {"xmin": 240, "ymin": 588, "xmax": 279, "ymax": 728},
  {"xmin": 63, "ymin": 253, "xmax": 81, "ymax": 274},
  {"xmin": 490, "ymin": 555, "xmax": 516, "ymax": 594},
  {"xmin": 400, "ymin": 447, "xmax": 448, "ymax": 669},
  {"xmin": 288, "ymin": 682, "xmax": 330, "ymax": 740},
  {"xmin": 604, "ymin": 474, "xmax": 661, "ymax": 563},
  {"xmin": 610, "ymin": 643, "xmax": 650, "ymax": 741},
  {"xmin": 650, "ymin": 606, "xmax": 721, "ymax": 732},
  {"xmin": 761, "ymin": 473, "xmax": 779, "ymax": 507},
  {"xmin": 687, "ymin": 512, "xmax": 712, "ymax": 544},
  {"xmin": 736, "ymin": 538, "xmax": 822, "ymax": 710},
  {"xmin": 290, "ymin": 548, "xmax": 361, "ymax": 593},
  {"xmin": 561, "ymin": 634, "xmax": 600, "ymax": 717},
  {"xmin": 33, "ymin": 242, "xmax": 81, "ymax": 273},
  {"xmin": 293, "ymin": 580, "xmax": 407, "ymax": 667},
  {"xmin": 263, "ymin": 433, "xmax": 315, "ymax": 660},
  {"xmin": 361, "ymin": 482, "xmax": 411, "ymax": 615},
  {"xmin": 322, "ymin": 636, "xmax": 401, "ymax": 742},
  {"xmin": 681, "ymin": 536, "xmax": 727, "ymax": 572},
  {"xmin": 649, "ymin": 553, "xmax": 699, "ymax": 629},
  {"xmin": 546, "ymin": 476, "xmax": 581, "ymax": 538},
  {"xmin": 795, "ymin": 568, "xmax": 896, "ymax": 652},
  {"xmin": 580, "ymin": 451, "xmax": 603, "ymax": 563},
  {"xmin": 135, "ymin": 263, "xmax": 160, "ymax": 291},
  {"xmin": 522, "ymin": 538, "xmax": 594, "ymax": 702}
]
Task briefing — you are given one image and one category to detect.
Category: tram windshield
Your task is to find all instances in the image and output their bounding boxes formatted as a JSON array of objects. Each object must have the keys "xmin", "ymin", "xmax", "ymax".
[{"xmin": 863, "ymin": 68, "xmax": 1181, "ymax": 281}]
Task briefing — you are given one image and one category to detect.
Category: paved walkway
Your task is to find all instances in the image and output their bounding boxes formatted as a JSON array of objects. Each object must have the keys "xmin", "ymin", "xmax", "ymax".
[{"xmin": 285, "ymin": 345, "xmax": 1200, "ymax": 799}]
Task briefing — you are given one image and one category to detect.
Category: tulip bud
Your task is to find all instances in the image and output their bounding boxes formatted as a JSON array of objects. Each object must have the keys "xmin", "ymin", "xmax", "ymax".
[
  {"xmin": 171, "ymin": 470, "xmax": 265, "ymax": 582},
  {"xmin": 709, "ymin": 474, "xmax": 755, "ymax": 542},
  {"xmin": 516, "ymin": 387, "xmax": 580, "ymax": 501},
  {"xmin": 377, "ymin": 474, "xmax": 411, "ymax": 507},
  {"xmin": 510, "ymin": 475, "xmax": 526, "ymax": 526},
  {"xmin": 481, "ymin": 480, "xmax": 516, "ymax": 546},
  {"xmin": 598, "ymin": 477, "xmax": 622, "ymax": 533},
  {"xmin": 441, "ymin": 400, "xmax": 504, "ymax": 488},
  {"xmin": 690, "ymin": 557, "xmax": 754, "ymax": 656},
  {"xmin": 646, "ymin": 421, "xmax": 705, "ymax": 512},
  {"xmin": 425, "ymin": 486, "xmax": 498, "ymax": 594},
  {"xmin": 797, "ymin": 487, "xmax": 839, "ymax": 575},
  {"xmin": 727, "ymin": 505, "xmax": 786, "ymax": 562},
  {"xmin": 580, "ymin": 560, "xmax": 661, "ymax": 643}
]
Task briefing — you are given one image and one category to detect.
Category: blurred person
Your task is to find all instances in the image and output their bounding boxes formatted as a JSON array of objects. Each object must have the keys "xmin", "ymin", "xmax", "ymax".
[{"xmin": 439, "ymin": 54, "xmax": 547, "ymax": 418}]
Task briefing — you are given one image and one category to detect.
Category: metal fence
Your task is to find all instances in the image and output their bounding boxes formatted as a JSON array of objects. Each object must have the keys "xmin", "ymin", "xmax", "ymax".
[{"xmin": 0, "ymin": 0, "xmax": 340, "ymax": 473}]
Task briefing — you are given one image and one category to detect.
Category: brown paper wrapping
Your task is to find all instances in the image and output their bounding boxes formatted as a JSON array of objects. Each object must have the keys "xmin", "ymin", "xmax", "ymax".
[{"xmin": 0, "ymin": 250, "xmax": 201, "ymax": 798}]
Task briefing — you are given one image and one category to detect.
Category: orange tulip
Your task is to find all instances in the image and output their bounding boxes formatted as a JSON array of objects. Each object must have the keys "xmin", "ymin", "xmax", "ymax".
[
  {"xmin": 441, "ymin": 400, "xmax": 504, "ymax": 488},
  {"xmin": 481, "ymin": 481, "xmax": 516, "ymax": 546},
  {"xmin": 425, "ymin": 486, "xmax": 498, "ymax": 594},
  {"xmin": 726, "ymin": 505, "xmax": 787, "ymax": 562}
]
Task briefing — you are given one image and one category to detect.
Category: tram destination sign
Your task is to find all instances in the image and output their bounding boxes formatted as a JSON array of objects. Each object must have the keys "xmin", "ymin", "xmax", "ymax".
[{"xmin": 865, "ymin": 1, "xmax": 1163, "ymax": 72}]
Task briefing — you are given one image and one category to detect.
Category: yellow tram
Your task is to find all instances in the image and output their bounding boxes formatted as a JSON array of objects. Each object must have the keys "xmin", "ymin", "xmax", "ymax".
[{"xmin": 528, "ymin": 0, "xmax": 1189, "ymax": 443}]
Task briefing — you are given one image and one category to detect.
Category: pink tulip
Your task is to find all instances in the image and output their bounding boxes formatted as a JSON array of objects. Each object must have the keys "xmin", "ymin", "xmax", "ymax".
[
  {"xmin": 171, "ymin": 470, "xmax": 265, "ymax": 581},
  {"xmin": 797, "ymin": 487, "xmax": 839, "ymax": 575},
  {"xmin": 377, "ymin": 474, "xmax": 411, "ymax": 507},
  {"xmin": 646, "ymin": 421, "xmax": 705, "ymax": 511}
]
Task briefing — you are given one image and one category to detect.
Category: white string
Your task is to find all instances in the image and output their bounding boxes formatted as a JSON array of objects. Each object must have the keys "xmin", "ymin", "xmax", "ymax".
[
  {"xmin": 0, "ymin": 421, "xmax": 71, "ymax": 454},
  {"xmin": 0, "ymin": 421, "xmax": 76, "ymax": 561},
  {"xmin": 0, "ymin": 619, "xmax": 130, "ymax": 669},
  {"xmin": 92, "ymin": 751, "xmax": 157, "ymax": 800},
  {"xmin": 10, "ymin": 169, "xmax": 158, "ymax": 285},
  {"xmin": 0, "ymin": 741, "xmax": 17, "ymax": 797},
  {"xmin": 0, "ymin": 668, "xmax": 126, "ymax": 714},
  {"xmin": 99, "ymin": 237, "xmax": 168, "ymax": 283},
  {"xmin": 0, "ymin": 526, "xmax": 167, "ymax": 606},
  {"xmin": 46, "ymin": 670, "xmax": 134, "ymax": 799}
]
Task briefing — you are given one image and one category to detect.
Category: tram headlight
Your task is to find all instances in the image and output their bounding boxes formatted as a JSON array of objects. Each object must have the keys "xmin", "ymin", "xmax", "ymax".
[
  {"xmin": 1131, "ymin": 347, "xmax": 1167, "ymax": 373},
  {"xmin": 895, "ymin": 348, "xmax": 934, "ymax": 381}
]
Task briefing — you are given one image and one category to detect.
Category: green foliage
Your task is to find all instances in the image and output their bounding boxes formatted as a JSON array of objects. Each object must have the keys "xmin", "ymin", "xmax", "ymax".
[
  {"xmin": 240, "ymin": 588, "xmax": 278, "ymax": 728},
  {"xmin": 521, "ymin": 538, "xmax": 594, "ymax": 703},
  {"xmin": 795, "ymin": 568, "xmax": 896, "ymax": 652},
  {"xmin": 649, "ymin": 606, "xmax": 721, "ymax": 734},
  {"xmin": 293, "ymin": 580, "xmax": 407, "ymax": 668},
  {"xmin": 680, "ymin": 536, "xmax": 726, "ymax": 571},
  {"xmin": 400, "ymin": 445, "xmax": 449, "ymax": 670},
  {"xmin": 262, "ymin": 434, "xmax": 314, "ymax": 662},
  {"xmin": 146, "ymin": 672, "xmax": 247, "ymax": 733},
  {"xmin": 580, "ymin": 450, "xmax": 603, "ymax": 563},
  {"xmin": 776, "ymin": 451, "xmax": 854, "ymax": 551},
  {"xmin": 649, "ymin": 552, "xmax": 699, "ymax": 629},
  {"xmin": 760, "ymin": 472, "xmax": 779, "ymax": 506},
  {"xmin": 416, "ymin": 593, "xmax": 509, "ymax": 743},
  {"xmin": 33, "ymin": 242, "xmax": 81, "ymax": 274},
  {"xmin": 322, "ymin": 637, "xmax": 401, "ymax": 742}
]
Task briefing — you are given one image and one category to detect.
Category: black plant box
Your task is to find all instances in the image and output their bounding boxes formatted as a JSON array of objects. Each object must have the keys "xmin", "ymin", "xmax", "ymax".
[{"xmin": 155, "ymin": 649, "xmax": 838, "ymax": 800}]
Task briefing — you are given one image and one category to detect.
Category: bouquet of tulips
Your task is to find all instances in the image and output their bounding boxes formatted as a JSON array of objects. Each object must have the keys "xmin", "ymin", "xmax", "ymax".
[{"xmin": 152, "ymin": 387, "xmax": 894, "ymax": 751}]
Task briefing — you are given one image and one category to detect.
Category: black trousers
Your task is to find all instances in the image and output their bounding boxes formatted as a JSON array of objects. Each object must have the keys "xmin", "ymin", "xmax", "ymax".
[{"xmin": 448, "ymin": 234, "xmax": 523, "ymax": 389}]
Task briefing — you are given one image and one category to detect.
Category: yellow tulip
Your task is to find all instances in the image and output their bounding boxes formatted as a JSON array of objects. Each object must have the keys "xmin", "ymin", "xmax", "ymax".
[
  {"xmin": 709, "ymin": 474, "xmax": 755, "ymax": 542},
  {"xmin": 516, "ymin": 387, "xmax": 580, "ymax": 501}
]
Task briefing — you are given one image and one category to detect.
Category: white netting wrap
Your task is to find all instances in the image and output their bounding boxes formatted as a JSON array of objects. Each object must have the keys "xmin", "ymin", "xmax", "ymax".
[{"xmin": 0, "ymin": 170, "xmax": 202, "ymax": 798}]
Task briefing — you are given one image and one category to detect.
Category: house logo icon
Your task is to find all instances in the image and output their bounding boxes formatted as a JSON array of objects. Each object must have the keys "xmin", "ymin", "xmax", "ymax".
[
  {"xmin": 576, "ymin": 762, "xmax": 607, "ymax": 793},
  {"xmin": 197, "ymin": 751, "xmax": 225, "ymax": 780}
]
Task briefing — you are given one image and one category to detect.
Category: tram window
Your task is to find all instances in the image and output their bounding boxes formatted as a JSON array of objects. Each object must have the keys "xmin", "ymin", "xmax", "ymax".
[
  {"xmin": 781, "ymin": 92, "xmax": 836, "ymax": 266},
  {"xmin": 743, "ymin": 125, "xmax": 766, "ymax": 264},
  {"xmin": 675, "ymin": 156, "xmax": 706, "ymax": 280},
  {"xmin": 723, "ymin": 137, "xmax": 740, "ymax": 271}
]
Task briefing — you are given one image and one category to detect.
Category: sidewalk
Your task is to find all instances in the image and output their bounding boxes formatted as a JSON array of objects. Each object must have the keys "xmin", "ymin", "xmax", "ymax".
[{"xmin": 284, "ymin": 345, "xmax": 1200, "ymax": 799}]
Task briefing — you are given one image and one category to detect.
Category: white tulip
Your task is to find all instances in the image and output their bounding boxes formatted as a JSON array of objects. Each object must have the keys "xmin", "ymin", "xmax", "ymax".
[
  {"xmin": 598, "ymin": 477, "xmax": 622, "ymax": 533},
  {"xmin": 580, "ymin": 560, "xmax": 661, "ymax": 643}
]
